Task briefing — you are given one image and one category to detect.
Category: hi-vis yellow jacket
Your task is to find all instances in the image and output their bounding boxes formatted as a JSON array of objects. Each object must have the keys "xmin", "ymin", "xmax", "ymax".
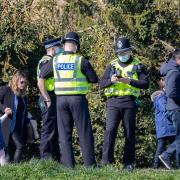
[
  {"xmin": 37, "ymin": 55, "xmax": 54, "ymax": 91},
  {"xmin": 104, "ymin": 58, "xmax": 141, "ymax": 97},
  {"xmin": 53, "ymin": 54, "xmax": 91, "ymax": 95}
]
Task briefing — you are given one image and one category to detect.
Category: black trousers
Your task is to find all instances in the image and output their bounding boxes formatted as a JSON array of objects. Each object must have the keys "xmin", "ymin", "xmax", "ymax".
[
  {"xmin": 39, "ymin": 92, "xmax": 60, "ymax": 161},
  {"xmin": 56, "ymin": 95, "xmax": 96, "ymax": 168},
  {"xmin": 102, "ymin": 106, "xmax": 137, "ymax": 165}
]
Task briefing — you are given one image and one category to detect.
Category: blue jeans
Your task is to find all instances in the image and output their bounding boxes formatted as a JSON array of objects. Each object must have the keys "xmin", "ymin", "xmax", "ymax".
[
  {"xmin": 6, "ymin": 130, "xmax": 25, "ymax": 163},
  {"xmin": 0, "ymin": 123, "xmax": 5, "ymax": 150},
  {"xmin": 154, "ymin": 136, "xmax": 175, "ymax": 167},
  {"xmin": 168, "ymin": 110, "xmax": 180, "ymax": 168}
]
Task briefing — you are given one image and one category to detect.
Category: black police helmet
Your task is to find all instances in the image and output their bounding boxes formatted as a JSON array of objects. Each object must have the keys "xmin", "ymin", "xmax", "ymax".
[
  {"xmin": 42, "ymin": 37, "xmax": 62, "ymax": 49},
  {"xmin": 115, "ymin": 37, "xmax": 133, "ymax": 54},
  {"xmin": 62, "ymin": 32, "xmax": 80, "ymax": 50}
]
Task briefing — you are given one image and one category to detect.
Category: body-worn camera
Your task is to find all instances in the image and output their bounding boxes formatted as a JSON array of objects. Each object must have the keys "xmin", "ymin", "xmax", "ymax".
[{"xmin": 116, "ymin": 68, "xmax": 122, "ymax": 78}]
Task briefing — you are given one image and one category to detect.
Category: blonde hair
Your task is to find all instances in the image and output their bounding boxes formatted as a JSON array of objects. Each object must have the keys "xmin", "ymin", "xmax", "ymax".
[{"xmin": 9, "ymin": 70, "xmax": 27, "ymax": 97}]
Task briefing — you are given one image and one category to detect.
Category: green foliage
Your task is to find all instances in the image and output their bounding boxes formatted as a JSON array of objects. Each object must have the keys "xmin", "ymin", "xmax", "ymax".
[
  {"xmin": 106, "ymin": 0, "xmax": 180, "ymax": 63},
  {"xmin": 0, "ymin": 0, "xmax": 180, "ymax": 168}
]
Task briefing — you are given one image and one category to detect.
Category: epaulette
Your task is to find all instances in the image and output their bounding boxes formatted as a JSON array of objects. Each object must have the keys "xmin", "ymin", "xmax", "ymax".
[
  {"xmin": 110, "ymin": 59, "xmax": 118, "ymax": 66},
  {"xmin": 40, "ymin": 55, "xmax": 52, "ymax": 64}
]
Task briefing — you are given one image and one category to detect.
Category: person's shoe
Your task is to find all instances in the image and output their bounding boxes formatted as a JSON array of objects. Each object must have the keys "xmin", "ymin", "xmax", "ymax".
[
  {"xmin": 101, "ymin": 160, "xmax": 111, "ymax": 166},
  {"xmin": 91, "ymin": 163, "xmax": 102, "ymax": 169},
  {"xmin": 0, "ymin": 149, "xmax": 7, "ymax": 166},
  {"xmin": 84, "ymin": 163, "xmax": 101, "ymax": 169},
  {"xmin": 153, "ymin": 165, "xmax": 159, "ymax": 169},
  {"xmin": 123, "ymin": 164, "xmax": 134, "ymax": 171},
  {"xmin": 159, "ymin": 154, "xmax": 172, "ymax": 170},
  {"xmin": 153, "ymin": 162, "xmax": 160, "ymax": 169}
]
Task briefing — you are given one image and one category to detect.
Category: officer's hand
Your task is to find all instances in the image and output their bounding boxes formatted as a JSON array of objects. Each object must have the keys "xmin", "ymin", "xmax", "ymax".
[
  {"xmin": 111, "ymin": 74, "xmax": 119, "ymax": 83},
  {"xmin": 4, "ymin": 107, "xmax": 12, "ymax": 116},
  {"xmin": 46, "ymin": 100, "xmax": 51, "ymax": 108},
  {"xmin": 118, "ymin": 78, "xmax": 130, "ymax": 84}
]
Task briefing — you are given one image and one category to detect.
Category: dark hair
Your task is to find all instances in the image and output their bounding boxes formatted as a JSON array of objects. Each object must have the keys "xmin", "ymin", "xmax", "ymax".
[
  {"xmin": 157, "ymin": 72, "xmax": 165, "ymax": 80},
  {"xmin": 172, "ymin": 48, "xmax": 180, "ymax": 60},
  {"xmin": 160, "ymin": 76, "xmax": 165, "ymax": 81}
]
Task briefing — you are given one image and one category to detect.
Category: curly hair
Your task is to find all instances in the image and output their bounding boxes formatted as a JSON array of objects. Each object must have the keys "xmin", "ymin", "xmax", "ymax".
[{"xmin": 9, "ymin": 70, "xmax": 28, "ymax": 97}]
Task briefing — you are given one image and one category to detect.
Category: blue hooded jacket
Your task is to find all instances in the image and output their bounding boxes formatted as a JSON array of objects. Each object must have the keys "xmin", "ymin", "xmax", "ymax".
[
  {"xmin": 160, "ymin": 59, "xmax": 180, "ymax": 110},
  {"xmin": 153, "ymin": 91, "xmax": 175, "ymax": 139}
]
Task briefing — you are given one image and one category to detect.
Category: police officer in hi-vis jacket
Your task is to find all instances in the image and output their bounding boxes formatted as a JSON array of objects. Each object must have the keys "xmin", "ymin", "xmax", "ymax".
[
  {"xmin": 38, "ymin": 32, "xmax": 98, "ymax": 168},
  {"xmin": 37, "ymin": 37, "xmax": 63, "ymax": 161},
  {"xmin": 100, "ymin": 37, "xmax": 149, "ymax": 170}
]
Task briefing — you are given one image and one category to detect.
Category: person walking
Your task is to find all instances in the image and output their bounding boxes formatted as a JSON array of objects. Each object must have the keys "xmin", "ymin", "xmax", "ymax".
[
  {"xmin": 38, "ymin": 32, "xmax": 98, "ymax": 168},
  {"xmin": 151, "ymin": 77, "xmax": 175, "ymax": 169},
  {"xmin": 0, "ymin": 70, "xmax": 31, "ymax": 163},
  {"xmin": 37, "ymin": 37, "xmax": 63, "ymax": 161},
  {"xmin": 100, "ymin": 37, "xmax": 149, "ymax": 170},
  {"xmin": 160, "ymin": 48, "xmax": 180, "ymax": 169}
]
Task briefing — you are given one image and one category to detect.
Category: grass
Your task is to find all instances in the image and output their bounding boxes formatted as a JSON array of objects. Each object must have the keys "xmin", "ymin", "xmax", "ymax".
[{"xmin": 0, "ymin": 159, "xmax": 179, "ymax": 180}]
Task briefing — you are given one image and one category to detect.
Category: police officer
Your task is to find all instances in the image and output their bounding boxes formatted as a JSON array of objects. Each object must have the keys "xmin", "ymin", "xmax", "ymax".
[
  {"xmin": 38, "ymin": 32, "xmax": 98, "ymax": 168},
  {"xmin": 100, "ymin": 37, "xmax": 149, "ymax": 170},
  {"xmin": 37, "ymin": 37, "xmax": 63, "ymax": 161}
]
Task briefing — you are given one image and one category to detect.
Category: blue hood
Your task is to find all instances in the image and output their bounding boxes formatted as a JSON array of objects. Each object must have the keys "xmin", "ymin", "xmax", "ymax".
[{"xmin": 160, "ymin": 58, "xmax": 179, "ymax": 76}]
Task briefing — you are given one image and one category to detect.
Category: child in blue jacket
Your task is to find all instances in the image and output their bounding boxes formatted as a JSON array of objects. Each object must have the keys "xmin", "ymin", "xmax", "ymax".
[{"xmin": 151, "ymin": 77, "xmax": 175, "ymax": 168}]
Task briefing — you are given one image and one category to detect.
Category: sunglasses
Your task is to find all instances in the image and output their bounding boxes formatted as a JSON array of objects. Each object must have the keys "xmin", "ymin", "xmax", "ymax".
[{"xmin": 20, "ymin": 81, "xmax": 27, "ymax": 85}]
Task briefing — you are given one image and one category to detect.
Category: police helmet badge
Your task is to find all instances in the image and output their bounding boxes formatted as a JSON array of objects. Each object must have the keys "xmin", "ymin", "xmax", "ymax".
[{"xmin": 117, "ymin": 40, "xmax": 123, "ymax": 49}]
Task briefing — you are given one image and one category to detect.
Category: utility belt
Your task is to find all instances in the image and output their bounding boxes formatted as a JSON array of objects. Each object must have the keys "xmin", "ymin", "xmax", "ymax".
[{"xmin": 47, "ymin": 90, "xmax": 56, "ymax": 98}]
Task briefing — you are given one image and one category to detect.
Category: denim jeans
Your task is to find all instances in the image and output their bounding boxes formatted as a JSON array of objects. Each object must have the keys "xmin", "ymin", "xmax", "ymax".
[
  {"xmin": 154, "ymin": 136, "xmax": 175, "ymax": 167},
  {"xmin": 168, "ymin": 110, "xmax": 180, "ymax": 168},
  {"xmin": 6, "ymin": 130, "xmax": 24, "ymax": 163}
]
